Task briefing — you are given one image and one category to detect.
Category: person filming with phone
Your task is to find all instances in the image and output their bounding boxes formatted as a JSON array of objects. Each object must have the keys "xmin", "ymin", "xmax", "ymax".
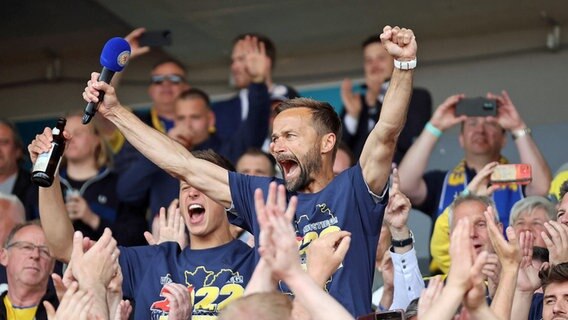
[{"xmin": 398, "ymin": 91, "xmax": 551, "ymax": 228}]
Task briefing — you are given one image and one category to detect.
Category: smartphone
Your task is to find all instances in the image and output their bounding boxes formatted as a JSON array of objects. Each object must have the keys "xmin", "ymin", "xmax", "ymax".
[
  {"xmin": 456, "ymin": 97, "xmax": 497, "ymax": 117},
  {"xmin": 490, "ymin": 164, "xmax": 532, "ymax": 185},
  {"xmin": 139, "ymin": 30, "xmax": 172, "ymax": 47},
  {"xmin": 357, "ymin": 310, "xmax": 405, "ymax": 320}
]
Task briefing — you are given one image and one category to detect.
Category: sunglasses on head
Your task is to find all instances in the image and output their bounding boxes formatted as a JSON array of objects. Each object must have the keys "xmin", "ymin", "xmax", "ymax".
[{"xmin": 151, "ymin": 74, "xmax": 185, "ymax": 85}]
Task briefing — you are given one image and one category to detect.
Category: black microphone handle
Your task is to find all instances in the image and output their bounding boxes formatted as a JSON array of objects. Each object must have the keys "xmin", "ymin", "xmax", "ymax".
[{"xmin": 82, "ymin": 67, "xmax": 116, "ymax": 124}]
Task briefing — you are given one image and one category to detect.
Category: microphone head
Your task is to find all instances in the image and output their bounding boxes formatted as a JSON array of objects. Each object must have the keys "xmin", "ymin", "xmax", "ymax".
[{"xmin": 99, "ymin": 37, "xmax": 131, "ymax": 72}]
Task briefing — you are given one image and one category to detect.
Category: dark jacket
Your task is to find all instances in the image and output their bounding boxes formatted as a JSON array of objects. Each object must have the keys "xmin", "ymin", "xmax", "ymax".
[
  {"xmin": 342, "ymin": 87, "xmax": 432, "ymax": 164},
  {"xmin": 0, "ymin": 289, "xmax": 58, "ymax": 320}
]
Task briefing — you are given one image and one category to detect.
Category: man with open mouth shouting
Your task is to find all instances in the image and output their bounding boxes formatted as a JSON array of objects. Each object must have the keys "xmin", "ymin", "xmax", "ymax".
[{"xmin": 81, "ymin": 25, "xmax": 417, "ymax": 317}]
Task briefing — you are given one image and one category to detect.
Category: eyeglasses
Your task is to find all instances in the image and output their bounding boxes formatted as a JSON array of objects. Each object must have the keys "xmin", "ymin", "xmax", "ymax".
[
  {"xmin": 151, "ymin": 74, "xmax": 186, "ymax": 85},
  {"xmin": 6, "ymin": 241, "xmax": 51, "ymax": 259}
]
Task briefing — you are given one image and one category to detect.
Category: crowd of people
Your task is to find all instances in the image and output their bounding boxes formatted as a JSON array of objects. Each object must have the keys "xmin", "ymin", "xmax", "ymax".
[{"xmin": 0, "ymin": 22, "xmax": 567, "ymax": 320}]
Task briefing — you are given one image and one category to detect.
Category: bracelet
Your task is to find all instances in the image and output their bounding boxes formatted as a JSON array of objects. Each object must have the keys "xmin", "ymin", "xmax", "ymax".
[
  {"xmin": 394, "ymin": 58, "xmax": 417, "ymax": 70},
  {"xmin": 511, "ymin": 127, "xmax": 531, "ymax": 140},
  {"xmin": 460, "ymin": 188, "xmax": 471, "ymax": 196},
  {"xmin": 425, "ymin": 122, "xmax": 442, "ymax": 138}
]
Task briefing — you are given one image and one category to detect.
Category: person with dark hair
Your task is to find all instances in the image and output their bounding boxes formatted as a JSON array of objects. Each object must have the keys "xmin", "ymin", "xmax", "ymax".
[
  {"xmin": 33, "ymin": 146, "xmax": 257, "ymax": 319},
  {"xmin": 538, "ymin": 263, "xmax": 568, "ymax": 320},
  {"xmin": 212, "ymin": 33, "xmax": 299, "ymax": 145},
  {"xmin": 236, "ymin": 148, "xmax": 276, "ymax": 177},
  {"xmin": 340, "ymin": 35, "xmax": 432, "ymax": 163},
  {"xmin": 81, "ymin": 25, "xmax": 417, "ymax": 317},
  {"xmin": 560, "ymin": 179, "xmax": 568, "ymax": 201},
  {"xmin": 0, "ymin": 120, "xmax": 35, "ymax": 218},
  {"xmin": 0, "ymin": 221, "xmax": 57, "ymax": 320}
]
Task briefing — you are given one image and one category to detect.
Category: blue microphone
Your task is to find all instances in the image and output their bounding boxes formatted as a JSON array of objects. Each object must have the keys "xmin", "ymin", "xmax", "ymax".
[{"xmin": 82, "ymin": 37, "xmax": 131, "ymax": 124}]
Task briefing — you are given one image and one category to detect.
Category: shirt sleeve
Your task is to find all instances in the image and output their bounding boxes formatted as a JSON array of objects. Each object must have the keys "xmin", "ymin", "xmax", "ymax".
[
  {"xmin": 350, "ymin": 163, "xmax": 389, "ymax": 236},
  {"xmin": 389, "ymin": 247, "xmax": 425, "ymax": 310},
  {"xmin": 227, "ymin": 172, "xmax": 276, "ymax": 236}
]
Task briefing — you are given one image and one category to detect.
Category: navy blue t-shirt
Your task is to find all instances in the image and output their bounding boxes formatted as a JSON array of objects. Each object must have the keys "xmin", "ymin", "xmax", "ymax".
[
  {"xmin": 228, "ymin": 163, "xmax": 388, "ymax": 317},
  {"xmin": 119, "ymin": 240, "xmax": 255, "ymax": 320},
  {"xmin": 528, "ymin": 292, "xmax": 543, "ymax": 320}
]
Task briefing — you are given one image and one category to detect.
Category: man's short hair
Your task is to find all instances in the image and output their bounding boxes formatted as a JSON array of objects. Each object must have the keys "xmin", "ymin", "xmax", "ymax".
[
  {"xmin": 541, "ymin": 262, "xmax": 568, "ymax": 293},
  {"xmin": 192, "ymin": 149, "xmax": 235, "ymax": 172},
  {"xmin": 218, "ymin": 292, "xmax": 292, "ymax": 320},
  {"xmin": 361, "ymin": 34, "xmax": 381, "ymax": 50},
  {"xmin": 233, "ymin": 33, "xmax": 276, "ymax": 68},
  {"xmin": 238, "ymin": 148, "xmax": 276, "ymax": 176},
  {"xmin": 448, "ymin": 194, "xmax": 499, "ymax": 229},
  {"xmin": 151, "ymin": 58, "xmax": 188, "ymax": 76},
  {"xmin": 275, "ymin": 98, "xmax": 342, "ymax": 158},
  {"xmin": 0, "ymin": 119, "xmax": 24, "ymax": 164},
  {"xmin": 4, "ymin": 220, "xmax": 42, "ymax": 247},
  {"xmin": 560, "ymin": 180, "xmax": 568, "ymax": 201},
  {"xmin": 509, "ymin": 196, "xmax": 556, "ymax": 226},
  {"xmin": 179, "ymin": 88, "xmax": 211, "ymax": 107},
  {"xmin": 533, "ymin": 246, "xmax": 549, "ymax": 264}
]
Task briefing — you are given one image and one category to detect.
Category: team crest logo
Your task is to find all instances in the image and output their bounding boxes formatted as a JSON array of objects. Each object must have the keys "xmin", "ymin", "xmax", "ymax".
[{"xmin": 117, "ymin": 51, "xmax": 130, "ymax": 67}]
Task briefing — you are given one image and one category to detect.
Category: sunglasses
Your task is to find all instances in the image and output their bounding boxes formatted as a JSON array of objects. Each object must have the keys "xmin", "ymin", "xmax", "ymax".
[{"xmin": 151, "ymin": 74, "xmax": 186, "ymax": 85}]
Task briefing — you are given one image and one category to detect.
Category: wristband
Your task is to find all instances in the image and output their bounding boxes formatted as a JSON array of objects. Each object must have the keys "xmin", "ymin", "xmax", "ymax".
[
  {"xmin": 425, "ymin": 122, "xmax": 442, "ymax": 138},
  {"xmin": 460, "ymin": 188, "xmax": 471, "ymax": 196},
  {"xmin": 394, "ymin": 58, "xmax": 417, "ymax": 70}
]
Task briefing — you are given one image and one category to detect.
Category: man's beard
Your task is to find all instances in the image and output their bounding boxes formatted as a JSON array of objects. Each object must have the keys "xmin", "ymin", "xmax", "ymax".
[{"xmin": 283, "ymin": 147, "xmax": 322, "ymax": 192}]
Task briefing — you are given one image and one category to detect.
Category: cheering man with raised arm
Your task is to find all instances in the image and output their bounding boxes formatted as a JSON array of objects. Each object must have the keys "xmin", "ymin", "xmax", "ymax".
[{"xmin": 81, "ymin": 25, "xmax": 416, "ymax": 317}]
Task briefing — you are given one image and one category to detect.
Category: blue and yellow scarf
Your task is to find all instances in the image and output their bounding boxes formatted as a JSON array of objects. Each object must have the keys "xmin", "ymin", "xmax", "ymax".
[{"xmin": 437, "ymin": 158, "xmax": 524, "ymax": 228}]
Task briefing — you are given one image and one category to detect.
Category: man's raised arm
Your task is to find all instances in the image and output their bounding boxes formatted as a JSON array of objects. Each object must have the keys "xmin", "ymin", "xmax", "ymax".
[
  {"xmin": 360, "ymin": 26, "xmax": 416, "ymax": 195},
  {"xmin": 82, "ymin": 74, "xmax": 232, "ymax": 208},
  {"xmin": 29, "ymin": 129, "xmax": 74, "ymax": 262}
]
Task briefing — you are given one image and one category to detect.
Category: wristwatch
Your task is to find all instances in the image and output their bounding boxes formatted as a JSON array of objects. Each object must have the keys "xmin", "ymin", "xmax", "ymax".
[
  {"xmin": 511, "ymin": 127, "xmax": 531, "ymax": 140},
  {"xmin": 391, "ymin": 230, "xmax": 415, "ymax": 248}
]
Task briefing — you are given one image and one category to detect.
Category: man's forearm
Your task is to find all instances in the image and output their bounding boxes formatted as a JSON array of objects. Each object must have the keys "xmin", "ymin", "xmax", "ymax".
[
  {"xmin": 515, "ymin": 134, "xmax": 552, "ymax": 196},
  {"xmin": 470, "ymin": 304, "xmax": 501, "ymax": 320},
  {"xmin": 106, "ymin": 105, "xmax": 232, "ymax": 207},
  {"xmin": 490, "ymin": 268, "xmax": 518, "ymax": 320},
  {"xmin": 38, "ymin": 175, "xmax": 74, "ymax": 262},
  {"xmin": 360, "ymin": 69, "xmax": 413, "ymax": 195},
  {"xmin": 244, "ymin": 259, "xmax": 277, "ymax": 295},
  {"xmin": 108, "ymin": 106, "xmax": 192, "ymax": 181},
  {"xmin": 510, "ymin": 290, "xmax": 533, "ymax": 320},
  {"xmin": 285, "ymin": 271, "xmax": 354, "ymax": 320},
  {"xmin": 375, "ymin": 69, "xmax": 412, "ymax": 139}
]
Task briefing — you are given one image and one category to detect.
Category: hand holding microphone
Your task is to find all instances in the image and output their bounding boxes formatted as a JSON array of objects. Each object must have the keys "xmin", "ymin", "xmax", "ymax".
[{"xmin": 82, "ymin": 38, "xmax": 131, "ymax": 124}]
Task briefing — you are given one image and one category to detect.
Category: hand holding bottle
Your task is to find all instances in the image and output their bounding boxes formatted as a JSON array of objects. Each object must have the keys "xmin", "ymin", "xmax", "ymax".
[{"xmin": 28, "ymin": 118, "xmax": 71, "ymax": 187}]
